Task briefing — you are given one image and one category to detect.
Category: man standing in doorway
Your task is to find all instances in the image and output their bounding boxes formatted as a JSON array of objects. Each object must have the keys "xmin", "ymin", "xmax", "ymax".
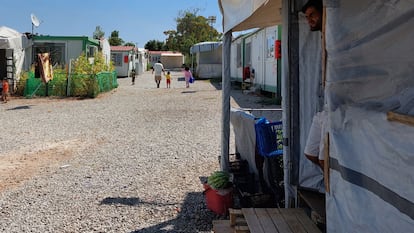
[
  {"xmin": 152, "ymin": 60, "xmax": 165, "ymax": 88},
  {"xmin": 301, "ymin": 0, "xmax": 326, "ymax": 170},
  {"xmin": 302, "ymin": 0, "xmax": 322, "ymax": 32}
]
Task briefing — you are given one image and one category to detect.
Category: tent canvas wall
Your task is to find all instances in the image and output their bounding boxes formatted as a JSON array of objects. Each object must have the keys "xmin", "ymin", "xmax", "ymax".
[
  {"xmin": 219, "ymin": 0, "xmax": 414, "ymax": 231},
  {"xmin": 0, "ymin": 26, "xmax": 31, "ymax": 91},
  {"xmin": 324, "ymin": 1, "xmax": 414, "ymax": 231}
]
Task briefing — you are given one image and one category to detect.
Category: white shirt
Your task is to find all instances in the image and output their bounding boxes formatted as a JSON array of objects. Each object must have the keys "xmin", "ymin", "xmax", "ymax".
[{"xmin": 153, "ymin": 63, "xmax": 164, "ymax": 76}]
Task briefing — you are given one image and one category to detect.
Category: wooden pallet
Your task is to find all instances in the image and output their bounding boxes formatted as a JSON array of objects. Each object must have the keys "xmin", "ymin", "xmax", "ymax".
[
  {"xmin": 213, "ymin": 208, "xmax": 321, "ymax": 233},
  {"xmin": 298, "ymin": 189, "xmax": 326, "ymax": 225}
]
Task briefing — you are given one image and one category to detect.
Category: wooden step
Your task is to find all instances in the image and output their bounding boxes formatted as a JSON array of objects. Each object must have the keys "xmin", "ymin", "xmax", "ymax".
[
  {"xmin": 222, "ymin": 208, "xmax": 321, "ymax": 233},
  {"xmin": 213, "ymin": 220, "xmax": 233, "ymax": 233}
]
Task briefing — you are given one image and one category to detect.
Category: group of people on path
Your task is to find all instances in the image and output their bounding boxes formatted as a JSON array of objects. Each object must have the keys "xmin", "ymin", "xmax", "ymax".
[{"xmin": 150, "ymin": 60, "xmax": 193, "ymax": 89}]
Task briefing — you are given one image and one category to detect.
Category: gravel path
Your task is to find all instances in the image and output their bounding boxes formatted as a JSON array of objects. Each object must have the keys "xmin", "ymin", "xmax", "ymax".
[{"xmin": 0, "ymin": 71, "xmax": 280, "ymax": 233}]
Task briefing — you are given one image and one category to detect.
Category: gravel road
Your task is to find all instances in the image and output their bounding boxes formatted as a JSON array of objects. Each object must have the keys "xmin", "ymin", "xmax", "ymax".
[{"xmin": 0, "ymin": 71, "xmax": 280, "ymax": 233}]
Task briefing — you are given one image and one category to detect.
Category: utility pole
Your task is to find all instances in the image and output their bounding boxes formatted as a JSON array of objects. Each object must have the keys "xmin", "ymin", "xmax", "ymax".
[{"xmin": 207, "ymin": 16, "xmax": 216, "ymax": 41}]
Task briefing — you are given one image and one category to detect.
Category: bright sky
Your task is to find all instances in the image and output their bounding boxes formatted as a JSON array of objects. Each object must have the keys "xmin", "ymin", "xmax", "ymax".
[{"xmin": 2, "ymin": 0, "xmax": 223, "ymax": 47}]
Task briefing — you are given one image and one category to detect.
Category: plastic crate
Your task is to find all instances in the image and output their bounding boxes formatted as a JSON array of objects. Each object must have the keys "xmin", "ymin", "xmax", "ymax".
[{"xmin": 255, "ymin": 118, "xmax": 283, "ymax": 157}]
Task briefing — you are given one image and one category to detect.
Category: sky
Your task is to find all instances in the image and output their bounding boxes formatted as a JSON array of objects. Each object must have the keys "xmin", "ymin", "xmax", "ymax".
[{"xmin": 1, "ymin": 0, "xmax": 223, "ymax": 47}]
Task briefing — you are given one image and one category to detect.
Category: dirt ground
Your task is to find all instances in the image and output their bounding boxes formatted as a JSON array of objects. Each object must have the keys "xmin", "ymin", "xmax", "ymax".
[
  {"xmin": 0, "ymin": 96, "xmax": 108, "ymax": 193},
  {"xmin": 0, "ymin": 138, "xmax": 85, "ymax": 192},
  {"xmin": 0, "ymin": 77, "xmax": 280, "ymax": 194}
]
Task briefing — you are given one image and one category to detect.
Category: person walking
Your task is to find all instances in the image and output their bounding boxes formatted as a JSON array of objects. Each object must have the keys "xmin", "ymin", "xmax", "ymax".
[
  {"xmin": 152, "ymin": 60, "xmax": 165, "ymax": 88},
  {"xmin": 2, "ymin": 79, "xmax": 9, "ymax": 103},
  {"xmin": 131, "ymin": 68, "xmax": 136, "ymax": 85},
  {"xmin": 165, "ymin": 71, "xmax": 171, "ymax": 88},
  {"xmin": 183, "ymin": 66, "xmax": 192, "ymax": 88}
]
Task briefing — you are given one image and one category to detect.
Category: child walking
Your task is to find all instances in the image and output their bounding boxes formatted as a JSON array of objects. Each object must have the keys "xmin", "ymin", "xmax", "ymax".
[
  {"xmin": 183, "ymin": 67, "xmax": 192, "ymax": 88},
  {"xmin": 165, "ymin": 71, "xmax": 171, "ymax": 88},
  {"xmin": 2, "ymin": 79, "xmax": 9, "ymax": 103}
]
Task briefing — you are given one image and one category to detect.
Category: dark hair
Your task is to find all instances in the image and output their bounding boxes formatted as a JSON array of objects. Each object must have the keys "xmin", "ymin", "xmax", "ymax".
[{"xmin": 301, "ymin": 0, "xmax": 322, "ymax": 14}]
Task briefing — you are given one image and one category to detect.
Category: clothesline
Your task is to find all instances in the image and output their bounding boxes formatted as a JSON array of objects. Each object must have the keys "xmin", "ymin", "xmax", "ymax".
[{"xmin": 236, "ymin": 108, "xmax": 283, "ymax": 112}]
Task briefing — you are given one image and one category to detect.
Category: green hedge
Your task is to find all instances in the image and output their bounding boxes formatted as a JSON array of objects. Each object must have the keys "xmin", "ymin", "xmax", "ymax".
[{"xmin": 24, "ymin": 71, "xmax": 118, "ymax": 98}]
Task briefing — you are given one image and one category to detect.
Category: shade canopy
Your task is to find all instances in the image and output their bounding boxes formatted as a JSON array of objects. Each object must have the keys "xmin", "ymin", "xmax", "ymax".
[{"xmin": 218, "ymin": 0, "xmax": 282, "ymax": 33}]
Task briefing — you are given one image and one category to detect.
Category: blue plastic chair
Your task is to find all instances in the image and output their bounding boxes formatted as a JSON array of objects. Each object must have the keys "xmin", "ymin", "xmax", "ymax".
[{"xmin": 255, "ymin": 118, "xmax": 283, "ymax": 157}]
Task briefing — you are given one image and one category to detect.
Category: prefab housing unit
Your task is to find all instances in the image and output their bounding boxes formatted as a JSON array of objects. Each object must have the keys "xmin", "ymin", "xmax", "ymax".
[
  {"xmin": 134, "ymin": 48, "xmax": 147, "ymax": 75},
  {"xmin": 230, "ymin": 25, "xmax": 282, "ymax": 96},
  {"xmin": 147, "ymin": 51, "xmax": 162, "ymax": 68},
  {"xmin": 148, "ymin": 51, "xmax": 184, "ymax": 70},
  {"xmin": 190, "ymin": 41, "xmax": 222, "ymax": 79},
  {"xmin": 160, "ymin": 53, "xmax": 184, "ymax": 70},
  {"xmin": 110, "ymin": 46, "xmax": 136, "ymax": 77},
  {"xmin": 26, "ymin": 35, "xmax": 101, "ymax": 70}
]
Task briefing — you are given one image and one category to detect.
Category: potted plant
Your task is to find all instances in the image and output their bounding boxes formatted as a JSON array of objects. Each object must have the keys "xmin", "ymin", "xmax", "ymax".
[{"xmin": 203, "ymin": 171, "xmax": 233, "ymax": 215}]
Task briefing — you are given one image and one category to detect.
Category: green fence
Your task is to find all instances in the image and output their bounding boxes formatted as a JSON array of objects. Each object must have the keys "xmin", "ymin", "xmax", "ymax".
[{"xmin": 24, "ymin": 71, "xmax": 118, "ymax": 98}]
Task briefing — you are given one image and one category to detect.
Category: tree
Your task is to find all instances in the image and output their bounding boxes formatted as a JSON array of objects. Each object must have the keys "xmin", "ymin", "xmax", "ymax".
[
  {"xmin": 144, "ymin": 40, "xmax": 165, "ymax": 51},
  {"xmin": 164, "ymin": 9, "xmax": 221, "ymax": 56},
  {"xmin": 108, "ymin": 31, "xmax": 124, "ymax": 46},
  {"xmin": 93, "ymin": 26, "xmax": 105, "ymax": 40},
  {"xmin": 124, "ymin": 42, "xmax": 136, "ymax": 47}
]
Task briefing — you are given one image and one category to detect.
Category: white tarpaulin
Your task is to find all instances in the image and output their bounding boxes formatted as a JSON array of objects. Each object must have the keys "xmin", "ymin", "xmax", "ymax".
[
  {"xmin": 324, "ymin": 0, "xmax": 414, "ymax": 231},
  {"xmin": 230, "ymin": 108, "xmax": 259, "ymax": 176},
  {"xmin": 0, "ymin": 26, "xmax": 31, "ymax": 80},
  {"xmin": 219, "ymin": 0, "xmax": 282, "ymax": 33}
]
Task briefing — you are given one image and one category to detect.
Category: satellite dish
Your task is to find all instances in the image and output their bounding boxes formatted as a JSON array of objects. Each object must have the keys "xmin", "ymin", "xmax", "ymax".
[
  {"xmin": 31, "ymin": 13, "xmax": 40, "ymax": 27},
  {"xmin": 30, "ymin": 13, "xmax": 42, "ymax": 34}
]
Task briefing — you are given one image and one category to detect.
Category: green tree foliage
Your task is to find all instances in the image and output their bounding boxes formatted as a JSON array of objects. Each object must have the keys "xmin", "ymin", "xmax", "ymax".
[
  {"xmin": 93, "ymin": 26, "xmax": 105, "ymax": 40},
  {"xmin": 124, "ymin": 42, "xmax": 136, "ymax": 46},
  {"xmin": 164, "ymin": 9, "xmax": 221, "ymax": 56},
  {"xmin": 108, "ymin": 31, "xmax": 124, "ymax": 46},
  {"xmin": 73, "ymin": 51, "xmax": 114, "ymax": 75},
  {"xmin": 144, "ymin": 40, "xmax": 165, "ymax": 51}
]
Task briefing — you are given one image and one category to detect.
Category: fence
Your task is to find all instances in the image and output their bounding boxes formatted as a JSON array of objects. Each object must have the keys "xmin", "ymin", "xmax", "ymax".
[{"xmin": 23, "ymin": 71, "xmax": 118, "ymax": 98}]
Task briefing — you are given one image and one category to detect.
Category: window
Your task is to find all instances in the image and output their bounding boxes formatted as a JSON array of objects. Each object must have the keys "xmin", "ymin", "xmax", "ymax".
[
  {"xmin": 33, "ymin": 42, "xmax": 65, "ymax": 67},
  {"xmin": 245, "ymin": 42, "xmax": 252, "ymax": 65},
  {"xmin": 111, "ymin": 53, "xmax": 122, "ymax": 66},
  {"xmin": 267, "ymin": 36, "xmax": 275, "ymax": 58},
  {"xmin": 87, "ymin": 45, "xmax": 97, "ymax": 58},
  {"xmin": 236, "ymin": 43, "xmax": 241, "ymax": 67}
]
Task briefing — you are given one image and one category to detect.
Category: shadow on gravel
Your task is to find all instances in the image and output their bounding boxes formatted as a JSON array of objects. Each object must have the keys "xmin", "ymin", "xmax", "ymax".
[
  {"xmin": 128, "ymin": 192, "xmax": 218, "ymax": 233},
  {"xmin": 181, "ymin": 91, "xmax": 197, "ymax": 94},
  {"xmin": 209, "ymin": 80, "xmax": 279, "ymax": 109},
  {"xmin": 100, "ymin": 197, "xmax": 178, "ymax": 207},
  {"xmin": 6, "ymin": 105, "xmax": 33, "ymax": 110}
]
